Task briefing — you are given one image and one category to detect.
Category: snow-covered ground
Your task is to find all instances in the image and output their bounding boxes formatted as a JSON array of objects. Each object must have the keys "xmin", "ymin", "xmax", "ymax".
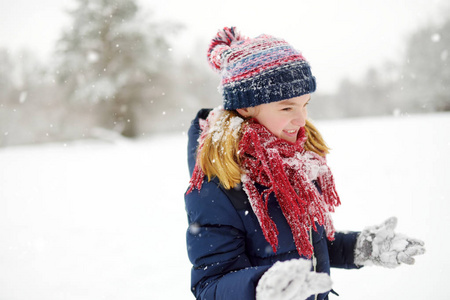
[{"xmin": 0, "ymin": 112, "xmax": 449, "ymax": 300}]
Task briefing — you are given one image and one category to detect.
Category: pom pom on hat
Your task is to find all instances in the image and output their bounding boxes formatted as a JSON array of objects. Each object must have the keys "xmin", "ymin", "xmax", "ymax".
[
  {"xmin": 207, "ymin": 27, "xmax": 246, "ymax": 71},
  {"xmin": 207, "ymin": 26, "xmax": 317, "ymax": 110}
]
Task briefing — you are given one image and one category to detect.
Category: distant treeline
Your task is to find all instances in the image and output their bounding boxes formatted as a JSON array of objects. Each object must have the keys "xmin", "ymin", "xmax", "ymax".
[{"xmin": 0, "ymin": 0, "xmax": 449, "ymax": 147}]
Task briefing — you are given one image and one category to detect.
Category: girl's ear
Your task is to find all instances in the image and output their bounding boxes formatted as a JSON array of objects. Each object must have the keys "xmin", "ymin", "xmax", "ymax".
[{"xmin": 236, "ymin": 108, "xmax": 252, "ymax": 118}]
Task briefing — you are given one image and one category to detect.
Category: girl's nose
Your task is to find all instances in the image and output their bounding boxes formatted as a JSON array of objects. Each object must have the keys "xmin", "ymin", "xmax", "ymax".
[{"xmin": 292, "ymin": 114, "xmax": 306, "ymax": 127}]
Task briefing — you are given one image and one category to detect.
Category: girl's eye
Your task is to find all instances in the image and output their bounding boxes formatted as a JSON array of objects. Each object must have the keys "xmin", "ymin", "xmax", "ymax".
[{"xmin": 282, "ymin": 107, "xmax": 292, "ymax": 111}]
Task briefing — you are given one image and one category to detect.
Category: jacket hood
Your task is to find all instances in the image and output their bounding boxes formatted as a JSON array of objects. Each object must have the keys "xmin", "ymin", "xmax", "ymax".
[{"xmin": 187, "ymin": 109, "xmax": 212, "ymax": 177}]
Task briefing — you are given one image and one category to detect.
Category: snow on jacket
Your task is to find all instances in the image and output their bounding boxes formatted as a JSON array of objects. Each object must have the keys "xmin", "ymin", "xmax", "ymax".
[{"xmin": 185, "ymin": 109, "xmax": 360, "ymax": 300}]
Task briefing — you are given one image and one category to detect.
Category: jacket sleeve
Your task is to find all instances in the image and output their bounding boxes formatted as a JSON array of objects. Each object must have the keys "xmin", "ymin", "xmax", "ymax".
[
  {"xmin": 185, "ymin": 180, "xmax": 270, "ymax": 300},
  {"xmin": 327, "ymin": 231, "xmax": 361, "ymax": 269}
]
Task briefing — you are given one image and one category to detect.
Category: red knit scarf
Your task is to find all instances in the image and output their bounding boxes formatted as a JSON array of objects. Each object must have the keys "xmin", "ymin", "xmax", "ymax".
[
  {"xmin": 239, "ymin": 121, "xmax": 340, "ymax": 257},
  {"xmin": 188, "ymin": 114, "xmax": 340, "ymax": 258}
]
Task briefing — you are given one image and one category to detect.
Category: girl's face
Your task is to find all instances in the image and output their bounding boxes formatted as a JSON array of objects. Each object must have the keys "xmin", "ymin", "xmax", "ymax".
[{"xmin": 237, "ymin": 94, "xmax": 310, "ymax": 143}]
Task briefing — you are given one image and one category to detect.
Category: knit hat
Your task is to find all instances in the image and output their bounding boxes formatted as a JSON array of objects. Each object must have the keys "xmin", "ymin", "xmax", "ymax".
[{"xmin": 207, "ymin": 27, "xmax": 316, "ymax": 110}]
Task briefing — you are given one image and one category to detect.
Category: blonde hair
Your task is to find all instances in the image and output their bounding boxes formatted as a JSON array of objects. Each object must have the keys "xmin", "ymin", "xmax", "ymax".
[{"xmin": 198, "ymin": 110, "xmax": 330, "ymax": 189}]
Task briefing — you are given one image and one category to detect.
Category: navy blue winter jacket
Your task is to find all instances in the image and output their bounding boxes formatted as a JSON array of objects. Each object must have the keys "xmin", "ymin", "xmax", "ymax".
[{"xmin": 185, "ymin": 109, "xmax": 360, "ymax": 300}]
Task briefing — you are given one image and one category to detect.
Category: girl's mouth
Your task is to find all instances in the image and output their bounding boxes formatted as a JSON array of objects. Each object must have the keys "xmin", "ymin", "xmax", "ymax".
[{"xmin": 283, "ymin": 129, "xmax": 298, "ymax": 136}]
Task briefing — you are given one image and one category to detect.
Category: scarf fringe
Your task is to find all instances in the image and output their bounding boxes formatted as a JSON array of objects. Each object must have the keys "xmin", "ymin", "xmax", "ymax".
[{"xmin": 187, "ymin": 165, "xmax": 204, "ymax": 194}]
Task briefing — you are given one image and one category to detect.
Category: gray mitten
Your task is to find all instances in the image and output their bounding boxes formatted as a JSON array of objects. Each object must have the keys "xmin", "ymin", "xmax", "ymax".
[
  {"xmin": 256, "ymin": 258, "xmax": 332, "ymax": 300},
  {"xmin": 354, "ymin": 217, "xmax": 425, "ymax": 268}
]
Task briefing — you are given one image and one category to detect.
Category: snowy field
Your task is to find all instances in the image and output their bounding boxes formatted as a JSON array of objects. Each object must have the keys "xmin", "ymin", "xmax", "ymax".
[{"xmin": 1, "ymin": 112, "xmax": 449, "ymax": 300}]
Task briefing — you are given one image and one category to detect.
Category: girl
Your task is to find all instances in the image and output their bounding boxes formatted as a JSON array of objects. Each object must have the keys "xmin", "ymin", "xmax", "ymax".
[{"xmin": 185, "ymin": 27, "xmax": 425, "ymax": 300}]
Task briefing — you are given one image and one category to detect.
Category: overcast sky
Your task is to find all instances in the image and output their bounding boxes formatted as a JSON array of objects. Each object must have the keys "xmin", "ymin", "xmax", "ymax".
[{"xmin": 0, "ymin": 0, "xmax": 447, "ymax": 93}]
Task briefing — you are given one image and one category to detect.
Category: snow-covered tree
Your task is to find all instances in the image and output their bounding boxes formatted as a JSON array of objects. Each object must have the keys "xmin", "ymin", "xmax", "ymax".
[
  {"xmin": 0, "ymin": 49, "xmax": 11, "ymax": 85},
  {"xmin": 315, "ymin": 10, "xmax": 450, "ymax": 119},
  {"xmin": 55, "ymin": 0, "xmax": 177, "ymax": 137},
  {"xmin": 400, "ymin": 15, "xmax": 450, "ymax": 112}
]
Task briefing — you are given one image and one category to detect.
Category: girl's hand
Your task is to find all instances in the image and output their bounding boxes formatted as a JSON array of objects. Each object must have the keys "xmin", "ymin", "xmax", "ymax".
[
  {"xmin": 256, "ymin": 258, "xmax": 332, "ymax": 300},
  {"xmin": 354, "ymin": 217, "xmax": 426, "ymax": 268}
]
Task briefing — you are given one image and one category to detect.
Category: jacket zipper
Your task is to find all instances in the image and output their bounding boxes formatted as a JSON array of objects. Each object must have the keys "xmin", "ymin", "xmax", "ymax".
[{"xmin": 310, "ymin": 226, "xmax": 318, "ymax": 300}]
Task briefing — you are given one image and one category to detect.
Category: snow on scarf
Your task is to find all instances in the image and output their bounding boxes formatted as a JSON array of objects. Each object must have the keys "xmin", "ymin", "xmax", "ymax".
[{"xmin": 188, "ymin": 109, "xmax": 340, "ymax": 257}]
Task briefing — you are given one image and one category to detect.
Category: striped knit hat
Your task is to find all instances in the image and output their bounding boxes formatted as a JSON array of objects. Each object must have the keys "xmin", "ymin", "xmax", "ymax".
[{"xmin": 207, "ymin": 27, "xmax": 316, "ymax": 110}]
